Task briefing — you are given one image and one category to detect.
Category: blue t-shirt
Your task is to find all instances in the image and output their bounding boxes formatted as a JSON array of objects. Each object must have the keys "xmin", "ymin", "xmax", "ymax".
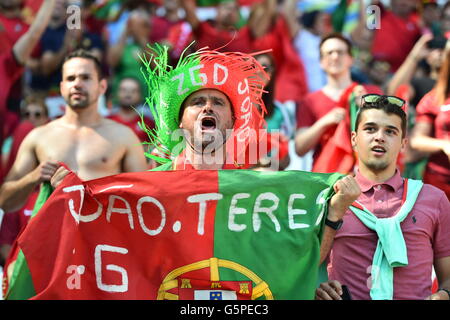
[{"xmin": 29, "ymin": 24, "xmax": 104, "ymax": 92}]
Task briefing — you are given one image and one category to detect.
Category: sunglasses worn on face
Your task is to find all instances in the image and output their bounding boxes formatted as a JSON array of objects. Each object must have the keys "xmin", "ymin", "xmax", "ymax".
[
  {"xmin": 361, "ymin": 94, "xmax": 405, "ymax": 108},
  {"xmin": 24, "ymin": 111, "xmax": 42, "ymax": 118}
]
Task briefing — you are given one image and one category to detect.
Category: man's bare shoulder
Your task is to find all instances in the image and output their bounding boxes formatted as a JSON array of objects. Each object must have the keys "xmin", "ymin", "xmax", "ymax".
[
  {"xmin": 31, "ymin": 118, "xmax": 71, "ymax": 136},
  {"xmin": 18, "ymin": 119, "xmax": 69, "ymax": 151},
  {"xmin": 22, "ymin": 120, "xmax": 57, "ymax": 141},
  {"xmin": 100, "ymin": 118, "xmax": 142, "ymax": 141},
  {"xmin": 101, "ymin": 118, "xmax": 136, "ymax": 133}
]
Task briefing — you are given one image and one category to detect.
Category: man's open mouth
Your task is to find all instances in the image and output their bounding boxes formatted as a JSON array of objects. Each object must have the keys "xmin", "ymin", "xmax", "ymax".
[
  {"xmin": 201, "ymin": 117, "xmax": 217, "ymax": 131},
  {"xmin": 371, "ymin": 146, "xmax": 386, "ymax": 155}
]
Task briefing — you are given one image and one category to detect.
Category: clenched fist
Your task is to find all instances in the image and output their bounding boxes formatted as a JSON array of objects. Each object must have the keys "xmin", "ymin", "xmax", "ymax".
[
  {"xmin": 319, "ymin": 107, "xmax": 347, "ymax": 128},
  {"xmin": 329, "ymin": 175, "xmax": 361, "ymax": 221},
  {"xmin": 31, "ymin": 161, "xmax": 60, "ymax": 184},
  {"xmin": 50, "ymin": 166, "xmax": 71, "ymax": 189}
]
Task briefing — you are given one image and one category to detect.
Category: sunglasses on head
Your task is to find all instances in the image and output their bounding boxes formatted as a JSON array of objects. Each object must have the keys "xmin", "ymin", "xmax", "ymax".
[
  {"xmin": 24, "ymin": 111, "xmax": 42, "ymax": 118},
  {"xmin": 361, "ymin": 94, "xmax": 405, "ymax": 108}
]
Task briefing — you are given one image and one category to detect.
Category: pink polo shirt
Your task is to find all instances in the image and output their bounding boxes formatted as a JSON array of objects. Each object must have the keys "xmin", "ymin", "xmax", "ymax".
[{"xmin": 327, "ymin": 170, "xmax": 450, "ymax": 300}]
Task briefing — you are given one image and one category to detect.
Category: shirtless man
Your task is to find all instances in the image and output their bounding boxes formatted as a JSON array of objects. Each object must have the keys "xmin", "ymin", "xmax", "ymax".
[{"xmin": 0, "ymin": 49, "xmax": 148, "ymax": 213}]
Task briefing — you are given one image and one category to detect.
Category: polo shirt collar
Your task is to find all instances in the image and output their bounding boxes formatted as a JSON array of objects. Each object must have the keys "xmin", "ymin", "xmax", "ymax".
[{"xmin": 355, "ymin": 169, "xmax": 403, "ymax": 193}]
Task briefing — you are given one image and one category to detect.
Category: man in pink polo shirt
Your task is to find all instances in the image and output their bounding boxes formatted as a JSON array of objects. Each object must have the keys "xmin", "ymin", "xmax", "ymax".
[{"xmin": 315, "ymin": 94, "xmax": 450, "ymax": 300}]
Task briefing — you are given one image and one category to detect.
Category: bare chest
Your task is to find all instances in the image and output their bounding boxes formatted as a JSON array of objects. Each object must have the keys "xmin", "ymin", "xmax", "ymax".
[{"xmin": 35, "ymin": 126, "xmax": 125, "ymax": 179}]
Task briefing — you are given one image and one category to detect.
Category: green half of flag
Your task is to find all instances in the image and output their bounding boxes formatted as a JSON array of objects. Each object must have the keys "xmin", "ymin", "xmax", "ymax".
[
  {"xmin": 214, "ymin": 170, "xmax": 340, "ymax": 299},
  {"xmin": 4, "ymin": 182, "xmax": 53, "ymax": 300}
]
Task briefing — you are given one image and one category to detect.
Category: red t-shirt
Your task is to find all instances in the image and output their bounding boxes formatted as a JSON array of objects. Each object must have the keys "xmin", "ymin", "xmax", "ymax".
[
  {"xmin": 0, "ymin": 50, "xmax": 24, "ymax": 183},
  {"xmin": 0, "ymin": 15, "xmax": 29, "ymax": 49},
  {"xmin": 194, "ymin": 21, "xmax": 253, "ymax": 53},
  {"xmin": 296, "ymin": 84, "xmax": 382, "ymax": 163},
  {"xmin": 0, "ymin": 14, "xmax": 39, "ymax": 102},
  {"xmin": 167, "ymin": 21, "xmax": 194, "ymax": 61},
  {"xmin": 4, "ymin": 120, "xmax": 35, "ymax": 179},
  {"xmin": 415, "ymin": 91, "xmax": 450, "ymax": 179},
  {"xmin": 150, "ymin": 16, "xmax": 178, "ymax": 44},
  {"xmin": 0, "ymin": 50, "xmax": 23, "ymax": 113},
  {"xmin": 252, "ymin": 17, "xmax": 308, "ymax": 104},
  {"xmin": 107, "ymin": 113, "xmax": 155, "ymax": 143},
  {"xmin": 371, "ymin": 10, "xmax": 421, "ymax": 72}
]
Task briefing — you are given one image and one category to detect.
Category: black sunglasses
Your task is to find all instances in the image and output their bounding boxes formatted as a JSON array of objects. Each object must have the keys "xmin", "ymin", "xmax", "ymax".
[
  {"xmin": 24, "ymin": 111, "xmax": 43, "ymax": 118},
  {"xmin": 361, "ymin": 94, "xmax": 405, "ymax": 108}
]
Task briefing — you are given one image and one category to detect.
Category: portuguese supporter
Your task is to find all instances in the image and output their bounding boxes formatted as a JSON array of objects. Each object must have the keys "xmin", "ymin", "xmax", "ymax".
[
  {"xmin": 140, "ymin": 44, "xmax": 360, "ymax": 266},
  {"xmin": 294, "ymin": 33, "xmax": 383, "ymax": 174},
  {"xmin": 316, "ymin": 95, "xmax": 450, "ymax": 300}
]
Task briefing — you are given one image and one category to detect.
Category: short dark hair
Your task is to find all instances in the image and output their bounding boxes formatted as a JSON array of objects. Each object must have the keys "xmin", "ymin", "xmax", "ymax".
[
  {"xmin": 300, "ymin": 10, "xmax": 320, "ymax": 29},
  {"xmin": 355, "ymin": 95, "xmax": 407, "ymax": 138},
  {"xmin": 63, "ymin": 49, "xmax": 104, "ymax": 80},
  {"xmin": 319, "ymin": 32, "xmax": 353, "ymax": 58}
]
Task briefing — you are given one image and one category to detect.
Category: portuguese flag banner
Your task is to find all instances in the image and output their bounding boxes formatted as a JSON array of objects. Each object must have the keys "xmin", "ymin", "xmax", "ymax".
[{"xmin": 4, "ymin": 170, "xmax": 342, "ymax": 300}]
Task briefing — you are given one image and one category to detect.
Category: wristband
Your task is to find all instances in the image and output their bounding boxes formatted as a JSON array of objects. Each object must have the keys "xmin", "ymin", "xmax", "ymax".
[{"xmin": 325, "ymin": 218, "xmax": 343, "ymax": 231}]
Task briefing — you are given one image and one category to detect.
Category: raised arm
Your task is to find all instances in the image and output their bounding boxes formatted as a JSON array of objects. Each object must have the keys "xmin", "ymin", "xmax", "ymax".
[
  {"xmin": 107, "ymin": 19, "xmax": 132, "ymax": 67},
  {"xmin": 13, "ymin": 0, "xmax": 57, "ymax": 65},
  {"xmin": 295, "ymin": 107, "xmax": 346, "ymax": 156},
  {"xmin": 410, "ymin": 121, "xmax": 450, "ymax": 162},
  {"xmin": 282, "ymin": 0, "xmax": 301, "ymax": 39},
  {"xmin": 320, "ymin": 175, "xmax": 361, "ymax": 263},
  {"xmin": 248, "ymin": 0, "xmax": 277, "ymax": 39},
  {"xmin": 181, "ymin": 0, "xmax": 200, "ymax": 30},
  {"xmin": 41, "ymin": 29, "xmax": 82, "ymax": 76},
  {"xmin": 349, "ymin": 0, "xmax": 375, "ymax": 52},
  {"xmin": 386, "ymin": 34, "xmax": 432, "ymax": 96}
]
